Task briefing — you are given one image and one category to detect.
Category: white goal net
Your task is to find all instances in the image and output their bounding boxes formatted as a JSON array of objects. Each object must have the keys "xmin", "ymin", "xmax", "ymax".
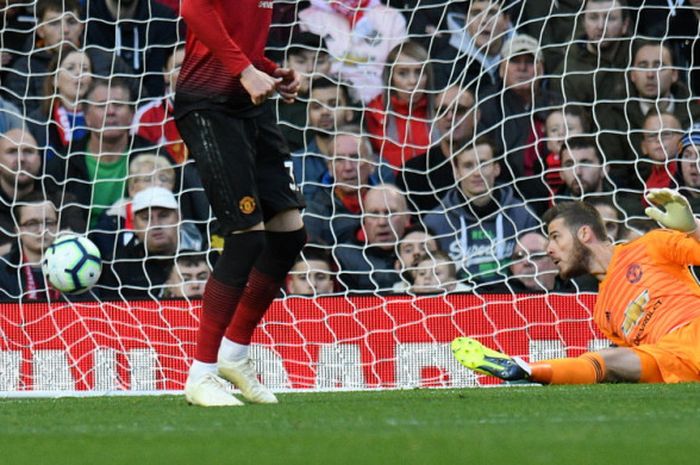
[{"xmin": 0, "ymin": 0, "xmax": 697, "ymax": 395}]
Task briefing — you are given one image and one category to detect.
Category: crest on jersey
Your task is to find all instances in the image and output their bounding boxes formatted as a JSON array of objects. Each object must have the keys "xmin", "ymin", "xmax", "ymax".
[
  {"xmin": 239, "ymin": 196, "xmax": 257, "ymax": 214},
  {"xmin": 626, "ymin": 263, "xmax": 643, "ymax": 284}
]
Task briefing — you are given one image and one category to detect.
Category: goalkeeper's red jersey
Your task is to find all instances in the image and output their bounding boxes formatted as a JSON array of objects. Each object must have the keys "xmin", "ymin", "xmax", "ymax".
[
  {"xmin": 594, "ymin": 229, "xmax": 700, "ymax": 347},
  {"xmin": 175, "ymin": 0, "xmax": 279, "ymax": 117}
]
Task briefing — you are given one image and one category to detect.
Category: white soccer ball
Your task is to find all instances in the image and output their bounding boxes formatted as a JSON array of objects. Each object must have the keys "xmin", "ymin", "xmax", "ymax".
[{"xmin": 43, "ymin": 234, "xmax": 102, "ymax": 294}]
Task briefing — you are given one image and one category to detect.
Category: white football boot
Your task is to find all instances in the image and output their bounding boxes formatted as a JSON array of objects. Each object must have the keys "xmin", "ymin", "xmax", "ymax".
[
  {"xmin": 218, "ymin": 358, "xmax": 278, "ymax": 404},
  {"xmin": 184, "ymin": 372, "xmax": 244, "ymax": 407}
]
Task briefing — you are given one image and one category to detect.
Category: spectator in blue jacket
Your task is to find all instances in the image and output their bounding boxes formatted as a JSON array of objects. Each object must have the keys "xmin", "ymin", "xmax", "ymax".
[{"xmin": 423, "ymin": 136, "xmax": 539, "ymax": 288}]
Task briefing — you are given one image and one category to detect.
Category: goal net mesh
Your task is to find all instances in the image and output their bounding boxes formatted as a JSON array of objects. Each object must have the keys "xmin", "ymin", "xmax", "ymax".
[{"xmin": 0, "ymin": 0, "xmax": 695, "ymax": 394}]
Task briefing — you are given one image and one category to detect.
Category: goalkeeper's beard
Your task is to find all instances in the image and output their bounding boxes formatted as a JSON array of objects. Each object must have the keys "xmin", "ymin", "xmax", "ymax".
[{"xmin": 559, "ymin": 236, "xmax": 592, "ymax": 280}]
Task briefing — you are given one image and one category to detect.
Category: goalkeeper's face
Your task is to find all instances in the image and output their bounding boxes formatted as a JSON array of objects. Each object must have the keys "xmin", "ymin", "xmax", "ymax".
[{"xmin": 545, "ymin": 218, "xmax": 592, "ymax": 280}]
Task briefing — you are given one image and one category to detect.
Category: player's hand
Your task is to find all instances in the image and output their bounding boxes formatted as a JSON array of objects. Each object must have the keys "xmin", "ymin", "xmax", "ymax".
[
  {"xmin": 644, "ymin": 188, "xmax": 698, "ymax": 232},
  {"xmin": 240, "ymin": 64, "xmax": 281, "ymax": 105},
  {"xmin": 272, "ymin": 67, "xmax": 300, "ymax": 104}
]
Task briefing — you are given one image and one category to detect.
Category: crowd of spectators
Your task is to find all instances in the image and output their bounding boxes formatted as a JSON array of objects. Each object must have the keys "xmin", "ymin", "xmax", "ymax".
[{"xmin": 2, "ymin": 0, "xmax": 700, "ymax": 302}]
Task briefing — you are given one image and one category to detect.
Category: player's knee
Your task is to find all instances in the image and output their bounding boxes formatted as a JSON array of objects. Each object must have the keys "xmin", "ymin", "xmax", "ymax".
[
  {"xmin": 266, "ymin": 209, "xmax": 304, "ymax": 231},
  {"xmin": 599, "ymin": 348, "xmax": 642, "ymax": 383},
  {"xmin": 257, "ymin": 228, "xmax": 307, "ymax": 279}
]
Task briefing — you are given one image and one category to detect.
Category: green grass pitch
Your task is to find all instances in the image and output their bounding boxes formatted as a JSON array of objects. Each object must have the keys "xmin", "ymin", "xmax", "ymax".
[{"xmin": 1, "ymin": 384, "xmax": 699, "ymax": 465}]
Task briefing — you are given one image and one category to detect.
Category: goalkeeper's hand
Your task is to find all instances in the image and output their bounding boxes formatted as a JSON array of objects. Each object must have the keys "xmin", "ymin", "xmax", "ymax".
[{"xmin": 644, "ymin": 188, "xmax": 698, "ymax": 233}]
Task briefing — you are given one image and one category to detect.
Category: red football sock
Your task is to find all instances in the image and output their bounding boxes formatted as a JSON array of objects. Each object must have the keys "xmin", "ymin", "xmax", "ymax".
[
  {"xmin": 194, "ymin": 276, "xmax": 244, "ymax": 363},
  {"xmin": 225, "ymin": 268, "xmax": 282, "ymax": 345}
]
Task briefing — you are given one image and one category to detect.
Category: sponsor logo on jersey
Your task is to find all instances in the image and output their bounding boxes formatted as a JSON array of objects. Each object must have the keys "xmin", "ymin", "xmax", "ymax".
[
  {"xmin": 258, "ymin": 1, "xmax": 273, "ymax": 8},
  {"xmin": 239, "ymin": 196, "xmax": 257, "ymax": 214},
  {"xmin": 621, "ymin": 289, "xmax": 649, "ymax": 336},
  {"xmin": 632, "ymin": 298, "xmax": 662, "ymax": 345}
]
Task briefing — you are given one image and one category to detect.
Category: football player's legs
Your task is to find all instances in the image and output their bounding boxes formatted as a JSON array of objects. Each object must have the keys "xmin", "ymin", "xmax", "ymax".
[
  {"xmin": 632, "ymin": 316, "xmax": 700, "ymax": 383},
  {"xmin": 176, "ymin": 110, "xmax": 264, "ymax": 405},
  {"xmin": 529, "ymin": 352, "xmax": 609, "ymax": 384},
  {"xmin": 177, "ymin": 111, "xmax": 264, "ymax": 361},
  {"xmin": 224, "ymin": 108, "xmax": 306, "ymax": 347},
  {"xmin": 218, "ymin": 108, "xmax": 306, "ymax": 403},
  {"xmin": 528, "ymin": 348, "xmax": 647, "ymax": 384}
]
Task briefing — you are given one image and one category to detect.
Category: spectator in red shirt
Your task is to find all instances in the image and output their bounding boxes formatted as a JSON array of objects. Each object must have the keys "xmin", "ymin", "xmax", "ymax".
[{"xmin": 365, "ymin": 41, "xmax": 434, "ymax": 169}]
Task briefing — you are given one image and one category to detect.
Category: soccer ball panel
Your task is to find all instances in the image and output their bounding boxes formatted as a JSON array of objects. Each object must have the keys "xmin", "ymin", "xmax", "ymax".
[{"xmin": 43, "ymin": 235, "xmax": 102, "ymax": 294}]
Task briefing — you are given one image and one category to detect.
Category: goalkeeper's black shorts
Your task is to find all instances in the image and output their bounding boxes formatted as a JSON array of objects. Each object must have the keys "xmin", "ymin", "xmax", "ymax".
[{"xmin": 176, "ymin": 103, "xmax": 305, "ymax": 235}]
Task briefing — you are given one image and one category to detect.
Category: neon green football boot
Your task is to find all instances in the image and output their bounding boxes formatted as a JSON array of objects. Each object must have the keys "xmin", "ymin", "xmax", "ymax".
[{"xmin": 451, "ymin": 337, "xmax": 531, "ymax": 381}]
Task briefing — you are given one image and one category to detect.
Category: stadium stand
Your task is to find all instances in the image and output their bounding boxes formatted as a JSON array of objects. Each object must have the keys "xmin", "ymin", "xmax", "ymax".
[{"xmin": 3, "ymin": 0, "xmax": 700, "ymax": 395}]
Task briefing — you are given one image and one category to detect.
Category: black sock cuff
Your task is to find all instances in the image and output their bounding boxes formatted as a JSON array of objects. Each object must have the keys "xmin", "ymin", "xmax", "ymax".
[
  {"xmin": 212, "ymin": 230, "xmax": 266, "ymax": 287},
  {"xmin": 256, "ymin": 228, "xmax": 307, "ymax": 279}
]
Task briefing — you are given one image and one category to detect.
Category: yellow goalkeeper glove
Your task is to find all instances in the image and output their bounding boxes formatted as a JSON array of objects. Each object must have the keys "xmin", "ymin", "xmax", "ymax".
[{"xmin": 644, "ymin": 188, "xmax": 697, "ymax": 233}]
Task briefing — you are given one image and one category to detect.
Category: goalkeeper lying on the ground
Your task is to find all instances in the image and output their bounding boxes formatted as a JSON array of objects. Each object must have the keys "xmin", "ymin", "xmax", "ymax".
[{"xmin": 452, "ymin": 188, "xmax": 700, "ymax": 384}]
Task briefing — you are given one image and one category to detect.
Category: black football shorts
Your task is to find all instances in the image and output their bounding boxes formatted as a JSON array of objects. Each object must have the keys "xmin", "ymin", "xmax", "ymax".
[{"xmin": 176, "ymin": 104, "xmax": 305, "ymax": 234}]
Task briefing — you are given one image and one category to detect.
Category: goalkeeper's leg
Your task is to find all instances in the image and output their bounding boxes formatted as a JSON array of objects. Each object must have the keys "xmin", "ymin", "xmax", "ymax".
[
  {"xmin": 530, "ymin": 348, "xmax": 664, "ymax": 384},
  {"xmin": 218, "ymin": 209, "xmax": 306, "ymax": 403},
  {"xmin": 453, "ymin": 338, "xmax": 662, "ymax": 384}
]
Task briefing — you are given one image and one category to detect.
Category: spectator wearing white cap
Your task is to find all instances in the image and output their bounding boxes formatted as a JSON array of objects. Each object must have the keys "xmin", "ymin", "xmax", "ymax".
[{"xmin": 98, "ymin": 186, "xmax": 200, "ymax": 300}]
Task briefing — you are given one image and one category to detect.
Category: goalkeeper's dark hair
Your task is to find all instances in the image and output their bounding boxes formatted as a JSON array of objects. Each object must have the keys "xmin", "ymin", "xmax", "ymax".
[
  {"xmin": 586, "ymin": 195, "xmax": 619, "ymax": 216},
  {"xmin": 38, "ymin": 0, "xmax": 80, "ymax": 20},
  {"xmin": 559, "ymin": 135, "xmax": 603, "ymax": 163},
  {"xmin": 542, "ymin": 201, "xmax": 608, "ymax": 242}
]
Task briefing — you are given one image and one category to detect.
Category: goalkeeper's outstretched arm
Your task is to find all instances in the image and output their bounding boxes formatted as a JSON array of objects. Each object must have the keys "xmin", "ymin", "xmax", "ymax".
[{"xmin": 645, "ymin": 188, "xmax": 700, "ymax": 241}]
